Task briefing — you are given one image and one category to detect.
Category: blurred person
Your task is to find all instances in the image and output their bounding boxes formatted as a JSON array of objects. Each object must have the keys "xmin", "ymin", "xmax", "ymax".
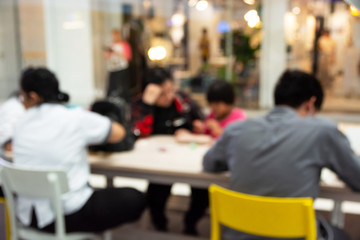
[
  {"xmin": 13, "ymin": 67, "xmax": 145, "ymax": 233},
  {"xmin": 176, "ymin": 79, "xmax": 246, "ymax": 235},
  {"xmin": 343, "ymin": 39, "xmax": 360, "ymax": 97},
  {"xmin": 105, "ymin": 29, "xmax": 132, "ymax": 99},
  {"xmin": 199, "ymin": 28, "xmax": 210, "ymax": 66},
  {"xmin": 317, "ymin": 29, "xmax": 336, "ymax": 89},
  {"xmin": 203, "ymin": 70, "xmax": 355, "ymax": 240},
  {"xmin": 0, "ymin": 92, "xmax": 25, "ymax": 155},
  {"xmin": 193, "ymin": 79, "xmax": 246, "ymax": 138},
  {"xmin": 132, "ymin": 67, "xmax": 205, "ymax": 233}
]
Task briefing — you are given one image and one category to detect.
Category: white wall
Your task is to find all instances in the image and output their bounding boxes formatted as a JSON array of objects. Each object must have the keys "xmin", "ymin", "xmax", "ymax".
[
  {"xmin": 0, "ymin": 0, "xmax": 21, "ymax": 100},
  {"xmin": 18, "ymin": 0, "xmax": 47, "ymax": 67},
  {"xmin": 43, "ymin": 0, "xmax": 95, "ymax": 106},
  {"xmin": 259, "ymin": 0, "xmax": 288, "ymax": 109}
]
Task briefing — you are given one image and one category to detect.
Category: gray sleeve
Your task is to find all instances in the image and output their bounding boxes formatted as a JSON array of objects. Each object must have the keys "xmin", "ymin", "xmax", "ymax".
[
  {"xmin": 322, "ymin": 127, "xmax": 360, "ymax": 191},
  {"xmin": 203, "ymin": 130, "xmax": 230, "ymax": 173}
]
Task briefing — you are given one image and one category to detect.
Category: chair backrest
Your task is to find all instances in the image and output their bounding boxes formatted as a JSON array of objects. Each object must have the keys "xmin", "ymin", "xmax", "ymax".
[
  {"xmin": 209, "ymin": 184, "xmax": 317, "ymax": 240},
  {"xmin": 0, "ymin": 197, "xmax": 10, "ymax": 240},
  {"xmin": 0, "ymin": 162, "xmax": 69, "ymax": 239}
]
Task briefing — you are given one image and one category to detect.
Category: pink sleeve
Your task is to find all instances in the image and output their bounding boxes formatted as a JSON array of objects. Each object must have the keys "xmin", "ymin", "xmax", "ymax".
[
  {"xmin": 122, "ymin": 42, "xmax": 132, "ymax": 61},
  {"xmin": 230, "ymin": 108, "xmax": 246, "ymax": 121},
  {"xmin": 204, "ymin": 113, "xmax": 215, "ymax": 136},
  {"xmin": 220, "ymin": 109, "xmax": 246, "ymax": 128}
]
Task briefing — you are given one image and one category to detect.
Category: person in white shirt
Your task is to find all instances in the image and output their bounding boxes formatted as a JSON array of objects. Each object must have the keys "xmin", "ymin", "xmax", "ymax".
[
  {"xmin": 0, "ymin": 94, "xmax": 25, "ymax": 156},
  {"xmin": 13, "ymin": 67, "xmax": 145, "ymax": 233}
]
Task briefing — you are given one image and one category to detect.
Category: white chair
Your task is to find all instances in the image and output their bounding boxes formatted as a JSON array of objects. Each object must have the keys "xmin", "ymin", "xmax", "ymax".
[{"xmin": 0, "ymin": 163, "xmax": 111, "ymax": 240}]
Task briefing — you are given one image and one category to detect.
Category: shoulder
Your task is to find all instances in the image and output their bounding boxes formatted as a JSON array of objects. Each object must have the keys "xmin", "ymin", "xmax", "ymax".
[
  {"xmin": 175, "ymin": 91, "xmax": 196, "ymax": 109},
  {"xmin": 300, "ymin": 116, "xmax": 337, "ymax": 130},
  {"xmin": 294, "ymin": 116, "xmax": 340, "ymax": 140},
  {"xmin": 231, "ymin": 108, "xmax": 246, "ymax": 119},
  {"xmin": 176, "ymin": 91, "xmax": 191, "ymax": 101},
  {"xmin": 207, "ymin": 112, "xmax": 215, "ymax": 120},
  {"xmin": 223, "ymin": 120, "xmax": 247, "ymax": 135},
  {"xmin": 0, "ymin": 97, "xmax": 24, "ymax": 113},
  {"xmin": 70, "ymin": 107, "xmax": 108, "ymax": 121}
]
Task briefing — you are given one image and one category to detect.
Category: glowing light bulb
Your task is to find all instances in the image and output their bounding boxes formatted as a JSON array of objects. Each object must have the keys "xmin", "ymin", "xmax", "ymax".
[
  {"xmin": 196, "ymin": 0, "xmax": 208, "ymax": 11},
  {"xmin": 248, "ymin": 16, "xmax": 260, "ymax": 28},
  {"xmin": 243, "ymin": 0, "xmax": 255, "ymax": 5},
  {"xmin": 350, "ymin": 5, "xmax": 360, "ymax": 16},
  {"xmin": 292, "ymin": 7, "xmax": 301, "ymax": 15},
  {"xmin": 171, "ymin": 13, "xmax": 185, "ymax": 27},
  {"xmin": 148, "ymin": 46, "xmax": 167, "ymax": 61},
  {"xmin": 244, "ymin": 10, "xmax": 258, "ymax": 22}
]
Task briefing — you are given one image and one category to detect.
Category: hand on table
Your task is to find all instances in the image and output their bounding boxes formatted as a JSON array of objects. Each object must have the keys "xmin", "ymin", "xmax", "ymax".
[
  {"xmin": 175, "ymin": 128, "xmax": 212, "ymax": 145},
  {"xmin": 142, "ymin": 84, "xmax": 162, "ymax": 105},
  {"xmin": 206, "ymin": 119, "xmax": 223, "ymax": 137},
  {"xmin": 193, "ymin": 120, "xmax": 206, "ymax": 134}
]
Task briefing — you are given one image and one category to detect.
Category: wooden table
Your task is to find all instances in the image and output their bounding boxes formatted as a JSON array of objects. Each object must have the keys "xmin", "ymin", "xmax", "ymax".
[{"xmin": 89, "ymin": 136, "xmax": 229, "ymax": 188}]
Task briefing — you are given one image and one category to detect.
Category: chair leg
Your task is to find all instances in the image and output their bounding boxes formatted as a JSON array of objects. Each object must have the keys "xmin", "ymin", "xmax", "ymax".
[{"xmin": 103, "ymin": 230, "xmax": 111, "ymax": 240}]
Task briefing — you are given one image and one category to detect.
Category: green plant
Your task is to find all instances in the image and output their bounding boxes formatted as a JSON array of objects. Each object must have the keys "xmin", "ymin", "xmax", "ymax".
[{"xmin": 220, "ymin": 30, "xmax": 259, "ymax": 66}]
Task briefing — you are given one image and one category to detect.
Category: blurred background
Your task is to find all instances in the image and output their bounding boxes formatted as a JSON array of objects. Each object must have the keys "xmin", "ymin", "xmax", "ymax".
[{"xmin": 0, "ymin": 0, "xmax": 359, "ymax": 112}]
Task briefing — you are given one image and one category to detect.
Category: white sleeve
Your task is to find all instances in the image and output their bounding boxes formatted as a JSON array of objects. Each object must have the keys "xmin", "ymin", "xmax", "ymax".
[
  {"xmin": 0, "ymin": 98, "xmax": 25, "ymax": 146},
  {"xmin": 79, "ymin": 110, "xmax": 112, "ymax": 145}
]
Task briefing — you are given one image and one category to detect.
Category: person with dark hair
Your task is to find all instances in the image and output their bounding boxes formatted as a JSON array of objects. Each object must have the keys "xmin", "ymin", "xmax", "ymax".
[
  {"xmin": 133, "ymin": 67, "xmax": 204, "ymax": 136},
  {"xmin": 203, "ymin": 70, "xmax": 357, "ymax": 240},
  {"xmin": 13, "ymin": 67, "xmax": 146, "ymax": 233},
  {"xmin": 132, "ymin": 67, "xmax": 205, "ymax": 234},
  {"xmin": 193, "ymin": 79, "xmax": 246, "ymax": 138},
  {"xmin": 173, "ymin": 80, "xmax": 247, "ymax": 235}
]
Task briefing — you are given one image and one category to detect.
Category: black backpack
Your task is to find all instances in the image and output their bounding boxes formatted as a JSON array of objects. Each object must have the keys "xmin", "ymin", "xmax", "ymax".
[{"xmin": 89, "ymin": 97, "xmax": 136, "ymax": 152}]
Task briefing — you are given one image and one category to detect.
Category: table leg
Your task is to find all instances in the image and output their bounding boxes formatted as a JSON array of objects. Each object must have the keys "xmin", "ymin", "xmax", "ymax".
[
  {"xmin": 331, "ymin": 200, "xmax": 344, "ymax": 228},
  {"xmin": 106, "ymin": 177, "xmax": 114, "ymax": 188}
]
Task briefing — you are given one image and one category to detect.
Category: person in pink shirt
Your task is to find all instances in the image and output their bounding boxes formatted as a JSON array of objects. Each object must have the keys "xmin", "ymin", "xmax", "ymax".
[
  {"xmin": 193, "ymin": 79, "xmax": 246, "ymax": 138},
  {"xmin": 182, "ymin": 80, "xmax": 246, "ymax": 236}
]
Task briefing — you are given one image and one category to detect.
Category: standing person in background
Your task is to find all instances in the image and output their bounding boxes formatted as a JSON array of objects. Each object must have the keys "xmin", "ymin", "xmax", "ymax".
[
  {"xmin": 317, "ymin": 29, "xmax": 336, "ymax": 89},
  {"xmin": 13, "ymin": 67, "xmax": 145, "ymax": 234},
  {"xmin": 105, "ymin": 29, "xmax": 132, "ymax": 99},
  {"xmin": 199, "ymin": 28, "xmax": 210, "ymax": 67},
  {"xmin": 132, "ymin": 67, "xmax": 205, "ymax": 234},
  {"xmin": 0, "ymin": 92, "xmax": 25, "ymax": 155},
  {"xmin": 343, "ymin": 38, "xmax": 360, "ymax": 97}
]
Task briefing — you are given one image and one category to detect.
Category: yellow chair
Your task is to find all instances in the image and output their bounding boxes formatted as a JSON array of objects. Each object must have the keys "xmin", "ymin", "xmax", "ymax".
[
  {"xmin": 0, "ymin": 197, "xmax": 10, "ymax": 240},
  {"xmin": 209, "ymin": 184, "xmax": 317, "ymax": 240}
]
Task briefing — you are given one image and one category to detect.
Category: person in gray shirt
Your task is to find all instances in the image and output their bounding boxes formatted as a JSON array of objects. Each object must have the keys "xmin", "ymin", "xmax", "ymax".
[{"xmin": 203, "ymin": 70, "xmax": 358, "ymax": 240}]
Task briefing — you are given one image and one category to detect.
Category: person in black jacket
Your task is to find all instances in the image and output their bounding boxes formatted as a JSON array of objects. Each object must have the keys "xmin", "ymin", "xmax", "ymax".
[{"xmin": 132, "ymin": 67, "xmax": 206, "ymax": 235}]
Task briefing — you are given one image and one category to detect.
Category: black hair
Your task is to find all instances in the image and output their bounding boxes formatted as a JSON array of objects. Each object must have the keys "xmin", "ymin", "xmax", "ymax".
[
  {"xmin": 145, "ymin": 67, "xmax": 172, "ymax": 86},
  {"xmin": 20, "ymin": 67, "xmax": 70, "ymax": 103},
  {"xmin": 206, "ymin": 79, "xmax": 235, "ymax": 105},
  {"xmin": 274, "ymin": 70, "xmax": 323, "ymax": 110}
]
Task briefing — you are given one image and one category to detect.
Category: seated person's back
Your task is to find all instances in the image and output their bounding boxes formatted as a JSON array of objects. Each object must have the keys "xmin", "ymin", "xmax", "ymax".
[
  {"xmin": 204, "ymin": 70, "xmax": 358, "ymax": 240},
  {"xmin": 13, "ymin": 67, "xmax": 145, "ymax": 233}
]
